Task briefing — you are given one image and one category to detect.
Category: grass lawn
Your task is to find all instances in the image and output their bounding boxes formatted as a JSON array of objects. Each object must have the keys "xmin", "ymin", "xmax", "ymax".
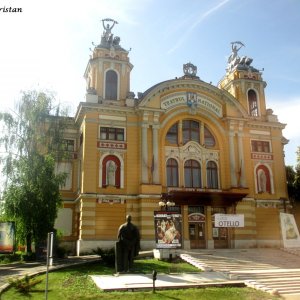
[{"xmin": 1, "ymin": 259, "xmax": 280, "ymax": 300}]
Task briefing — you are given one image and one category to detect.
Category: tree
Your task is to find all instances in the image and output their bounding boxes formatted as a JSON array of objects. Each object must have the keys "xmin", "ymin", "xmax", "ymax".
[
  {"xmin": 295, "ymin": 147, "xmax": 300, "ymax": 201},
  {"xmin": 286, "ymin": 147, "xmax": 300, "ymax": 203},
  {"xmin": 0, "ymin": 90, "xmax": 69, "ymax": 252},
  {"xmin": 286, "ymin": 165, "xmax": 296, "ymax": 202}
]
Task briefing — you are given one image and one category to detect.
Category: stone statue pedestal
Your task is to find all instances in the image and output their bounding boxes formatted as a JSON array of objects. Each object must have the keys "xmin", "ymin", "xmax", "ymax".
[{"xmin": 153, "ymin": 248, "xmax": 177, "ymax": 260}]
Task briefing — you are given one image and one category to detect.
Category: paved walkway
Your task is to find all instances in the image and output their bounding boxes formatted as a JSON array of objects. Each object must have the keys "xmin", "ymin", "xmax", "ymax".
[{"xmin": 0, "ymin": 255, "xmax": 100, "ymax": 293}]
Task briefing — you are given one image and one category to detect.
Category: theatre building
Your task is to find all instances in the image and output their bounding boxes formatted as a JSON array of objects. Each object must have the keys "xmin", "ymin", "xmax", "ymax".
[{"xmin": 55, "ymin": 20, "xmax": 289, "ymax": 255}]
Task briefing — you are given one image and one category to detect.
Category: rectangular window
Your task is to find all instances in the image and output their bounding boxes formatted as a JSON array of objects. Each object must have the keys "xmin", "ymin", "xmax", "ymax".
[
  {"xmin": 62, "ymin": 139, "xmax": 75, "ymax": 152},
  {"xmin": 251, "ymin": 140, "xmax": 271, "ymax": 153},
  {"xmin": 188, "ymin": 206, "xmax": 204, "ymax": 214},
  {"xmin": 100, "ymin": 127, "xmax": 125, "ymax": 141}
]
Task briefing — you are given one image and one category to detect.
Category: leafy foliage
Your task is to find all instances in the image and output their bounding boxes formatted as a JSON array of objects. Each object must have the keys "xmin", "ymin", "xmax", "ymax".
[
  {"xmin": 0, "ymin": 90, "xmax": 69, "ymax": 252},
  {"xmin": 93, "ymin": 247, "xmax": 116, "ymax": 266},
  {"xmin": 286, "ymin": 147, "xmax": 300, "ymax": 202}
]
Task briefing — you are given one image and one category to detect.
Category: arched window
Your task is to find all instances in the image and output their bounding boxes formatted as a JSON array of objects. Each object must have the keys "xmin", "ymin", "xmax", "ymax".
[
  {"xmin": 256, "ymin": 165, "xmax": 271, "ymax": 193},
  {"xmin": 184, "ymin": 159, "xmax": 201, "ymax": 188},
  {"xmin": 166, "ymin": 123, "xmax": 178, "ymax": 144},
  {"xmin": 204, "ymin": 126, "xmax": 215, "ymax": 147},
  {"xmin": 102, "ymin": 155, "xmax": 121, "ymax": 187},
  {"xmin": 248, "ymin": 89, "xmax": 258, "ymax": 117},
  {"xmin": 183, "ymin": 120, "xmax": 200, "ymax": 144},
  {"xmin": 105, "ymin": 70, "xmax": 118, "ymax": 100},
  {"xmin": 166, "ymin": 158, "xmax": 178, "ymax": 187},
  {"xmin": 207, "ymin": 161, "xmax": 218, "ymax": 189}
]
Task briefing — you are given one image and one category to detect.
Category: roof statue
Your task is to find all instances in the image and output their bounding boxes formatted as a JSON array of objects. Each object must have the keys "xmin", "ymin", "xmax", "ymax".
[
  {"xmin": 102, "ymin": 18, "xmax": 118, "ymax": 42},
  {"xmin": 227, "ymin": 41, "xmax": 258, "ymax": 73},
  {"xmin": 181, "ymin": 62, "xmax": 199, "ymax": 80},
  {"xmin": 97, "ymin": 18, "xmax": 125, "ymax": 51}
]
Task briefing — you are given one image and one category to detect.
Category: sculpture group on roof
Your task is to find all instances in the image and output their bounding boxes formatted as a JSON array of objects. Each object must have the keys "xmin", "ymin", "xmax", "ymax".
[
  {"xmin": 99, "ymin": 18, "xmax": 122, "ymax": 49},
  {"xmin": 227, "ymin": 41, "xmax": 257, "ymax": 72}
]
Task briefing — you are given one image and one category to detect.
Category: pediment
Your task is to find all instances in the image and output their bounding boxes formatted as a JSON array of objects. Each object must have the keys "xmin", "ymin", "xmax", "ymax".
[{"xmin": 137, "ymin": 79, "xmax": 247, "ymax": 118}]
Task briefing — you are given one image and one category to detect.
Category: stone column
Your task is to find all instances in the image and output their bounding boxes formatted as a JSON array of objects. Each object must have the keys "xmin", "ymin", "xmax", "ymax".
[
  {"xmin": 200, "ymin": 122, "xmax": 205, "ymax": 145},
  {"xmin": 237, "ymin": 131, "xmax": 246, "ymax": 187},
  {"xmin": 229, "ymin": 131, "xmax": 237, "ymax": 187},
  {"xmin": 206, "ymin": 206, "xmax": 214, "ymax": 249},
  {"xmin": 152, "ymin": 125, "xmax": 160, "ymax": 184},
  {"xmin": 183, "ymin": 205, "xmax": 190, "ymax": 249},
  {"xmin": 141, "ymin": 124, "xmax": 149, "ymax": 183},
  {"xmin": 178, "ymin": 120, "xmax": 183, "ymax": 145}
]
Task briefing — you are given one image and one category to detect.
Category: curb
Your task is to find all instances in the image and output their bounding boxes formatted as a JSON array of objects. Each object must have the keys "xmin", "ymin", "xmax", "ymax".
[{"xmin": 0, "ymin": 256, "xmax": 101, "ymax": 295}]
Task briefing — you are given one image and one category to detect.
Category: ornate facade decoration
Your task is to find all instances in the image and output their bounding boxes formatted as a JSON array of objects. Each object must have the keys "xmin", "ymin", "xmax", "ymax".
[{"xmin": 183, "ymin": 62, "xmax": 197, "ymax": 77}]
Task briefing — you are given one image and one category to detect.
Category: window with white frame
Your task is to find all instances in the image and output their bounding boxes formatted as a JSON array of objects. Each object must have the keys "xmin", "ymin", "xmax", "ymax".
[
  {"xmin": 100, "ymin": 127, "xmax": 125, "ymax": 141},
  {"xmin": 62, "ymin": 139, "xmax": 75, "ymax": 152},
  {"xmin": 251, "ymin": 140, "xmax": 271, "ymax": 153}
]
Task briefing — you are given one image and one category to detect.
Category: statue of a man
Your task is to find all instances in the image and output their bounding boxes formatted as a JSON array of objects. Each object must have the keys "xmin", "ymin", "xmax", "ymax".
[{"xmin": 116, "ymin": 215, "xmax": 140, "ymax": 273}]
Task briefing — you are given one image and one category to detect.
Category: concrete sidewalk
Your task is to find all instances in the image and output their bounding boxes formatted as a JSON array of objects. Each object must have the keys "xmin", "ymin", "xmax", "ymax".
[
  {"xmin": 0, "ymin": 255, "xmax": 101, "ymax": 293},
  {"xmin": 91, "ymin": 272, "xmax": 244, "ymax": 291}
]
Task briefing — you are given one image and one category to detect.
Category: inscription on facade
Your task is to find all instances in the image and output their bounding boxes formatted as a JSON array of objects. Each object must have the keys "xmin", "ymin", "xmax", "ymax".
[
  {"xmin": 97, "ymin": 141, "xmax": 127, "ymax": 149},
  {"xmin": 97, "ymin": 198, "xmax": 123, "ymax": 204},
  {"xmin": 161, "ymin": 92, "xmax": 222, "ymax": 117},
  {"xmin": 251, "ymin": 153, "xmax": 273, "ymax": 160}
]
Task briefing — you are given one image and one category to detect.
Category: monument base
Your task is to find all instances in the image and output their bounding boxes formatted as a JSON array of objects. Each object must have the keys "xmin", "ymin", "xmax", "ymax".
[{"xmin": 153, "ymin": 248, "xmax": 178, "ymax": 260}]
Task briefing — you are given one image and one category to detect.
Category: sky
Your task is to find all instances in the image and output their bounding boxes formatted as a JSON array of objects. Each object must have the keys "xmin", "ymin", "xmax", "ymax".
[{"xmin": 0, "ymin": 0, "xmax": 299, "ymax": 167}]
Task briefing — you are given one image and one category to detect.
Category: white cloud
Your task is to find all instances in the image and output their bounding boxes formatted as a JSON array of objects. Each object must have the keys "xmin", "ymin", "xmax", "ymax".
[
  {"xmin": 270, "ymin": 97, "xmax": 300, "ymax": 139},
  {"xmin": 269, "ymin": 97, "xmax": 300, "ymax": 166}
]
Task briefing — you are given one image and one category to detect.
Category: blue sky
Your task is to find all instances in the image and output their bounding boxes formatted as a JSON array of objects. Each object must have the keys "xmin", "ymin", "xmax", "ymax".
[{"xmin": 0, "ymin": 0, "xmax": 299, "ymax": 166}]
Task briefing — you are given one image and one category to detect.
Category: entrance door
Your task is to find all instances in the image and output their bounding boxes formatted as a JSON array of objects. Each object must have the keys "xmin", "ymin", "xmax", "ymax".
[
  {"xmin": 189, "ymin": 222, "xmax": 206, "ymax": 249},
  {"xmin": 213, "ymin": 227, "xmax": 228, "ymax": 248}
]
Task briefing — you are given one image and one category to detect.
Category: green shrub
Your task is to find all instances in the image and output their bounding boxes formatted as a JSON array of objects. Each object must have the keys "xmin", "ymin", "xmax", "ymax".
[
  {"xmin": 8, "ymin": 275, "xmax": 42, "ymax": 294},
  {"xmin": 21, "ymin": 252, "xmax": 36, "ymax": 262},
  {"xmin": 0, "ymin": 253, "xmax": 22, "ymax": 264},
  {"xmin": 92, "ymin": 247, "xmax": 115, "ymax": 266},
  {"xmin": 56, "ymin": 246, "xmax": 67, "ymax": 258}
]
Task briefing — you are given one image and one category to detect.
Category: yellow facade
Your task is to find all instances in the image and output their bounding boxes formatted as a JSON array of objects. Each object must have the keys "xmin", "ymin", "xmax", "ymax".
[{"xmin": 56, "ymin": 22, "xmax": 289, "ymax": 255}]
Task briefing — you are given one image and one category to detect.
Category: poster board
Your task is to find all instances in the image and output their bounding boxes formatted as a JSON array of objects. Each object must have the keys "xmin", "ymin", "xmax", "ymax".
[
  {"xmin": 280, "ymin": 212, "xmax": 300, "ymax": 248},
  {"xmin": 0, "ymin": 222, "xmax": 15, "ymax": 253},
  {"xmin": 154, "ymin": 211, "xmax": 182, "ymax": 249}
]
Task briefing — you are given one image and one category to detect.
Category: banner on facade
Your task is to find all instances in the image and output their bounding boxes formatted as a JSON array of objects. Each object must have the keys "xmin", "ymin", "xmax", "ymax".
[
  {"xmin": 280, "ymin": 212, "xmax": 300, "ymax": 248},
  {"xmin": 214, "ymin": 214, "xmax": 244, "ymax": 228},
  {"xmin": 154, "ymin": 211, "xmax": 182, "ymax": 249},
  {"xmin": 0, "ymin": 222, "xmax": 15, "ymax": 253}
]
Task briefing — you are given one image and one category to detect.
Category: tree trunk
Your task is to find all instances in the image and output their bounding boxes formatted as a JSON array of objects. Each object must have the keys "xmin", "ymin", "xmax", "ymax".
[{"xmin": 26, "ymin": 232, "xmax": 32, "ymax": 253}]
